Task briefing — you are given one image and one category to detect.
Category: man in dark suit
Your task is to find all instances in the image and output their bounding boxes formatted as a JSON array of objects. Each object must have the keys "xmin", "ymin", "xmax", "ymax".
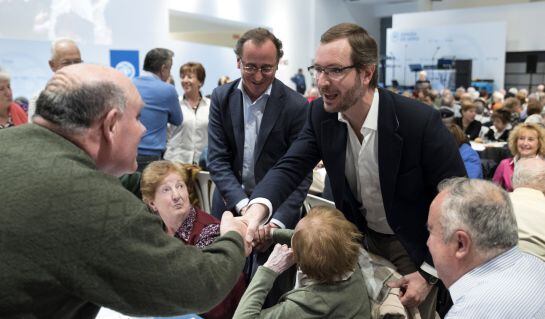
[
  {"xmin": 208, "ymin": 27, "xmax": 311, "ymax": 305},
  {"xmin": 242, "ymin": 23, "xmax": 466, "ymax": 318}
]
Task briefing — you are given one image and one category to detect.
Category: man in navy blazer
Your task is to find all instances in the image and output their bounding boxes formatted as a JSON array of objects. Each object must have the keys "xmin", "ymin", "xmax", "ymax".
[
  {"xmin": 208, "ymin": 28, "xmax": 311, "ymax": 305},
  {"xmin": 243, "ymin": 24, "xmax": 466, "ymax": 318}
]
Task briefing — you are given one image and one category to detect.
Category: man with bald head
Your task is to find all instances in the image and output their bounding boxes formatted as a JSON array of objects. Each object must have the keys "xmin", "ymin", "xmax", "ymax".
[
  {"xmin": 510, "ymin": 157, "xmax": 545, "ymax": 260},
  {"xmin": 28, "ymin": 38, "xmax": 83, "ymax": 120},
  {"xmin": 0, "ymin": 64, "xmax": 249, "ymax": 318}
]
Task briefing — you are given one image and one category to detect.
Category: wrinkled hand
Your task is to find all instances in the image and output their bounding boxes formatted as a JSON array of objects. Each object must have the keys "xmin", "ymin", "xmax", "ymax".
[
  {"xmin": 240, "ymin": 203, "xmax": 268, "ymax": 246},
  {"xmin": 220, "ymin": 211, "xmax": 252, "ymax": 256},
  {"xmin": 252, "ymin": 223, "xmax": 278, "ymax": 253},
  {"xmin": 263, "ymin": 244, "xmax": 295, "ymax": 274},
  {"xmin": 387, "ymin": 271, "xmax": 433, "ymax": 308}
]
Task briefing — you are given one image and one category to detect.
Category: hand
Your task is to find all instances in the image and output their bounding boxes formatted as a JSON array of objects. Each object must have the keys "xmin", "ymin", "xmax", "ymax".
[
  {"xmin": 240, "ymin": 203, "xmax": 268, "ymax": 246},
  {"xmin": 252, "ymin": 223, "xmax": 278, "ymax": 253},
  {"xmin": 387, "ymin": 271, "xmax": 433, "ymax": 308},
  {"xmin": 263, "ymin": 244, "xmax": 295, "ymax": 274},
  {"xmin": 220, "ymin": 211, "xmax": 252, "ymax": 256}
]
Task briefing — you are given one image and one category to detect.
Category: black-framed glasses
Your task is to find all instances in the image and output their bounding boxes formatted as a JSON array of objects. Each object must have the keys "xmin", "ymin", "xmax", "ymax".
[
  {"xmin": 240, "ymin": 61, "xmax": 277, "ymax": 75},
  {"xmin": 307, "ymin": 64, "xmax": 355, "ymax": 80}
]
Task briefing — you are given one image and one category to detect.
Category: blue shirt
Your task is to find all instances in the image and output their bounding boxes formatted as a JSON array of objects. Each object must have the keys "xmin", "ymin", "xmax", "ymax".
[
  {"xmin": 459, "ymin": 143, "xmax": 483, "ymax": 179},
  {"xmin": 133, "ymin": 72, "xmax": 182, "ymax": 156},
  {"xmin": 447, "ymin": 247, "xmax": 545, "ymax": 318}
]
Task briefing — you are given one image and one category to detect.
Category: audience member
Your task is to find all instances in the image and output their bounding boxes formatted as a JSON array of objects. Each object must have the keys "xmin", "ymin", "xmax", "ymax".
[
  {"xmin": 233, "ymin": 206, "xmax": 371, "ymax": 318},
  {"xmin": 414, "ymin": 70, "xmax": 431, "ymax": 92},
  {"xmin": 493, "ymin": 122, "xmax": 545, "ymax": 191},
  {"xmin": 454, "ymin": 100, "xmax": 482, "ymax": 140},
  {"xmin": 134, "ymin": 48, "xmax": 182, "ymax": 172},
  {"xmin": 482, "ymin": 108, "xmax": 511, "ymax": 142},
  {"xmin": 14, "ymin": 96, "xmax": 29, "ymax": 113},
  {"xmin": 0, "ymin": 70, "xmax": 27, "ymax": 128},
  {"xmin": 28, "ymin": 38, "xmax": 83, "ymax": 120},
  {"xmin": 427, "ymin": 178, "xmax": 545, "ymax": 318},
  {"xmin": 218, "ymin": 75, "xmax": 231, "ymax": 86},
  {"xmin": 491, "ymin": 90, "xmax": 504, "ymax": 111},
  {"xmin": 164, "ymin": 62, "xmax": 210, "ymax": 165},
  {"xmin": 306, "ymin": 86, "xmax": 320, "ymax": 103},
  {"xmin": 208, "ymin": 27, "xmax": 311, "ymax": 306},
  {"xmin": 502, "ymin": 97, "xmax": 523, "ymax": 126},
  {"xmin": 510, "ymin": 157, "xmax": 545, "ymax": 261},
  {"xmin": 0, "ymin": 64, "xmax": 249, "ymax": 318},
  {"xmin": 447, "ymin": 124, "xmax": 483, "ymax": 179},
  {"xmin": 141, "ymin": 160, "xmax": 246, "ymax": 319},
  {"xmin": 290, "ymin": 68, "xmax": 306, "ymax": 95},
  {"xmin": 243, "ymin": 23, "xmax": 466, "ymax": 319}
]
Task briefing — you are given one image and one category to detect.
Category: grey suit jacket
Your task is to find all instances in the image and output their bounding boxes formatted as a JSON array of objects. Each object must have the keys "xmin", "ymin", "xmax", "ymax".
[{"xmin": 208, "ymin": 78, "xmax": 311, "ymax": 228}]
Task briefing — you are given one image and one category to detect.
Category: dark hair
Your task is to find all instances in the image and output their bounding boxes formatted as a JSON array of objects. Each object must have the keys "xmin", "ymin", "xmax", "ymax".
[
  {"xmin": 36, "ymin": 81, "xmax": 125, "ymax": 133},
  {"xmin": 234, "ymin": 28, "xmax": 283, "ymax": 63},
  {"xmin": 491, "ymin": 109, "xmax": 511, "ymax": 124},
  {"xmin": 179, "ymin": 62, "xmax": 206, "ymax": 84},
  {"xmin": 143, "ymin": 48, "xmax": 174, "ymax": 73},
  {"xmin": 527, "ymin": 99, "xmax": 543, "ymax": 116},
  {"xmin": 320, "ymin": 23, "xmax": 378, "ymax": 88}
]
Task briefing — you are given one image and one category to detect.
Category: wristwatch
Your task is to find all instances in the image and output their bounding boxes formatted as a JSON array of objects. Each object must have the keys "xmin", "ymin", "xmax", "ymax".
[{"xmin": 418, "ymin": 269, "xmax": 439, "ymax": 285}]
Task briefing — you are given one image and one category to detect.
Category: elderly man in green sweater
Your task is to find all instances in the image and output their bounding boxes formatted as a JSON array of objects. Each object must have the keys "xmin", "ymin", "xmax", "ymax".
[{"xmin": 0, "ymin": 64, "xmax": 251, "ymax": 318}]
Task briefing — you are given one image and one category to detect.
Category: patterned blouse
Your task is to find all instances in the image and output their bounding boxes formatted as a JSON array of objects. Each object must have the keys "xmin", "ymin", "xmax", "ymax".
[
  {"xmin": 173, "ymin": 206, "xmax": 220, "ymax": 249},
  {"xmin": 0, "ymin": 113, "xmax": 14, "ymax": 129}
]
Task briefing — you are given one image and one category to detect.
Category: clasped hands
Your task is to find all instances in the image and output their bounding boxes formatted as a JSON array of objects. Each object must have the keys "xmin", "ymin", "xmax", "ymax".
[{"xmin": 219, "ymin": 203, "xmax": 270, "ymax": 257}]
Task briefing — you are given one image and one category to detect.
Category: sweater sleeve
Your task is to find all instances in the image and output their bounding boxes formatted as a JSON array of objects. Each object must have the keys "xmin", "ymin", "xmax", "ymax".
[{"xmin": 67, "ymin": 185, "xmax": 246, "ymax": 317}]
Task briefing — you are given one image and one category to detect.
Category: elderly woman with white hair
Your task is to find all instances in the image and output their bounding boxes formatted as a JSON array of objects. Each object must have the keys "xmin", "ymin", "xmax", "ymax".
[{"xmin": 0, "ymin": 70, "xmax": 27, "ymax": 128}]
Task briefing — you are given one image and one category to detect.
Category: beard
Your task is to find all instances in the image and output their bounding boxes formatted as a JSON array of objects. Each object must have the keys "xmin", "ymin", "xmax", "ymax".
[{"xmin": 320, "ymin": 72, "xmax": 364, "ymax": 113}]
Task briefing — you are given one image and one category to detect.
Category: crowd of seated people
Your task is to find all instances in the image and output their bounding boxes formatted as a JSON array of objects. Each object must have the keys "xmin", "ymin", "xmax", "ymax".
[{"xmin": 3, "ymin": 29, "xmax": 545, "ymax": 319}]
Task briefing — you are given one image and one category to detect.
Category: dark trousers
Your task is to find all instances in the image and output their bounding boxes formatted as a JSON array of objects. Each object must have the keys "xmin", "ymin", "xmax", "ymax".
[{"xmin": 136, "ymin": 154, "xmax": 162, "ymax": 173}]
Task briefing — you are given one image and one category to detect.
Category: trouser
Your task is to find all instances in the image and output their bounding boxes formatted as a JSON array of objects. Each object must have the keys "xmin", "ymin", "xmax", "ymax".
[
  {"xmin": 365, "ymin": 228, "xmax": 439, "ymax": 319},
  {"xmin": 136, "ymin": 154, "xmax": 162, "ymax": 173}
]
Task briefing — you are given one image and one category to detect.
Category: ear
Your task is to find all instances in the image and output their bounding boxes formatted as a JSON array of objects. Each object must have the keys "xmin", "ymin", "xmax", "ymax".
[
  {"xmin": 453, "ymin": 230, "xmax": 471, "ymax": 259},
  {"xmin": 237, "ymin": 58, "xmax": 242, "ymax": 70},
  {"xmin": 361, "ymin": 65, "xmax": 376, "ymax": 86},
  {"xmin": 147, "ymin": 200, "xmax": 158, "ymax": 213},
  {"xmin": 100, "ymin": 108, "xmax": 121, "ymax": 145},
  {"xmin": 48, "ymin": 60, "xmax": 55, "ymax": 72}
]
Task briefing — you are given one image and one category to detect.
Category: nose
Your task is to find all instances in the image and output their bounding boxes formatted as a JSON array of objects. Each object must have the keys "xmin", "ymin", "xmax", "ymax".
[
  {"xmin": 316, "ymin": 72, "xmax": 330, "ymax": 88},
  {"xmin": 139, "ymin": 121, "xmax": 146, "ymax": 136},
  {"xmin": 254, "ymin": 71, "xmax": 263, "ymax": 82}
]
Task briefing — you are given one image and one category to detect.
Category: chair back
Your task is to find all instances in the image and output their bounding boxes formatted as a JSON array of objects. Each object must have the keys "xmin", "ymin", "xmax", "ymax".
[{"xmin": 195, "ymin": 171, "xmax": 215, "ymax": 214}]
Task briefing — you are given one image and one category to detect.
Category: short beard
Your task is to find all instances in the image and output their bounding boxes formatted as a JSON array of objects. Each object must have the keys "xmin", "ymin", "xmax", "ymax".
[{"xmin": 338, "ymin": 72, "xmax": 364, "ymax": 113}]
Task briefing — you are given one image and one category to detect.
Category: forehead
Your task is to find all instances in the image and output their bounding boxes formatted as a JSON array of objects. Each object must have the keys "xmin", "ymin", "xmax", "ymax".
[
  {"xmin": 315, "ymin": 38, "xmax": 352, "ymax": 65},
  {"xmin": 240, "ymin": 39, "xmax": 277, "ymax": 63},
  {"xmin": 429, "ymin": 191, "xmax": 447, "ymax": 226},
  {"xmin": 518, "ymin": 128, "xmax": 538, "ymax": 138}
]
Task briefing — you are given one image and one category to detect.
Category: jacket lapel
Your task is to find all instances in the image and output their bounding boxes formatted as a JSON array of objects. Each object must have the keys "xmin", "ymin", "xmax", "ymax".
[
  {"xmin": 254, "ymin": 79, "xmax": 283, "ymax": 162},
  {"xmin": 377, "ymin": 88, "xmax": 403, "ymax": 215},
  {"xmin": 321, "ymin": 115, "xmax": 348, "ymax": 208},
  {"xmin": 228, "ymin": 81, "xmax": 245, "ymax": 161}
]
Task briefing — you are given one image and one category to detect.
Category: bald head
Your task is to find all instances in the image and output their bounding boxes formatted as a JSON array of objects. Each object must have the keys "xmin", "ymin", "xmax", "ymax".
[
  {"xmin": 49, "ymin": 39, "xmax": 82, "ymax": 72},
  {"xmin": 513, "ymin": 157, "xmax": 545, "ymax": 192},
  {"xmin": 36, "ymin": 64, "xmax": 141, "ymax": 133}
]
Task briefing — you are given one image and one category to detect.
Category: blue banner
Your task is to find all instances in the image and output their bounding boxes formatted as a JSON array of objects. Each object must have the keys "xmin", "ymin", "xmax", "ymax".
[{"xmin": 110, "ymin": 50, "xmax": 139, "ymax": 78}]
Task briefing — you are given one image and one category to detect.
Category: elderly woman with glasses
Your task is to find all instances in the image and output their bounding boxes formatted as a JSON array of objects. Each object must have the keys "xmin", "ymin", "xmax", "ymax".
[
  {"xmin": 0, "ymin": 70, "xmax": 27, "ymax": 128},
  {"xmin": 141, "ymin": 160, "xmax": 246, "ymax": 319}
]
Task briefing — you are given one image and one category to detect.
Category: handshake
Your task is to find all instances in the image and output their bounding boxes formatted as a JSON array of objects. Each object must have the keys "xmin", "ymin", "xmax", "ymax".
[{"xmin": 218, "ymin": 203, "xmax": 271, "ymax": 256}]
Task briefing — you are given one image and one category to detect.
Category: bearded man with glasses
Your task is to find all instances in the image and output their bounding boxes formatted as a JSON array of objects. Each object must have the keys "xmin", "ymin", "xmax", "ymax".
[
  {"xmin": 242, "ymin": 23, "xmax": 467, "ymax": 319},
  {"xmin": 208, "ymin": 27, "xmax": 311, "ymax": 307}
]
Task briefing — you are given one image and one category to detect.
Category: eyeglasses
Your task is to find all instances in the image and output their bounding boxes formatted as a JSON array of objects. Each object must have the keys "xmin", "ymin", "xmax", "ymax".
[
  {"xmin": 240, "ymin": 61, "xmax": 276, "ymax": 75},
  {"xmin": 307, "ymin": 65, "xmax": 355, "ymax": 80}
]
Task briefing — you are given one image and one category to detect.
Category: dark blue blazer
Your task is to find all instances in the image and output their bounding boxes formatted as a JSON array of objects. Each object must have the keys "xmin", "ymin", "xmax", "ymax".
[
  {"xmin": 208, "ymin": 78, "xmax": 311, "ymax": 229},
  {"xmin": 251, "ymin": 88, "xmax": 466, "ymax": 266}
]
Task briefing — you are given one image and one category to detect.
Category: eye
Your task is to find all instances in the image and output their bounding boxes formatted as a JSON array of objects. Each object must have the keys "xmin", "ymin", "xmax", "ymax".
[
  {"xmin": 161, "ymin": 186, "xmax": 171, "ymax": 193},
  {"xmin": 175, "ymin": 183, "xmax": 184, "ymax": 190},
  {"xmin": 330, "ymin": 67, "xmax": 344, "ymax": 75}
]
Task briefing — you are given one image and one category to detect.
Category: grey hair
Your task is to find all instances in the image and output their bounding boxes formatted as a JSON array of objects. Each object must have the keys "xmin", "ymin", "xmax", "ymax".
[
  {"xmin": 512, "ymin": 158, "xmax": 545, "ymax": 192},
  {"xmin": 437, "ymin": 178, "xmax": 518, "ymax": 256},
  {"xmin": 0, "ymin": 70, "xmax": 10, "ymax": 82},
  {"xmin": 143, "ymin": 48, "xmax": 174, "ymax": 74},
  {"xmin": 35, "ymin": 80, "xmax": 126, "ymax": 134},
  {"xmin": 50, "ymin": 38, "xmax": 79, "ymax": 59}
]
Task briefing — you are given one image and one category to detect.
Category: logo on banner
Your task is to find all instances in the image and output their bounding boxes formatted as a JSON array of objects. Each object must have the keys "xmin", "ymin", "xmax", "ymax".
[{"xmin": 110, "ymin": 50, "xmax": 139, "ymax": 78}]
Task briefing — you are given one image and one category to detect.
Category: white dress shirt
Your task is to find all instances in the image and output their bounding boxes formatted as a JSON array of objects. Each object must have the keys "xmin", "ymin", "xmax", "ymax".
[
  {"xmin": 339, "ymin": 89, "xmax": 394, "ymax": 234},
  {"xmin": 235, "ymin": 81, "xmax": 272, "ymax": 213},
  {"xmin": 164, "ymin": 96, "xmax": 210, "ymax": 164}
]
